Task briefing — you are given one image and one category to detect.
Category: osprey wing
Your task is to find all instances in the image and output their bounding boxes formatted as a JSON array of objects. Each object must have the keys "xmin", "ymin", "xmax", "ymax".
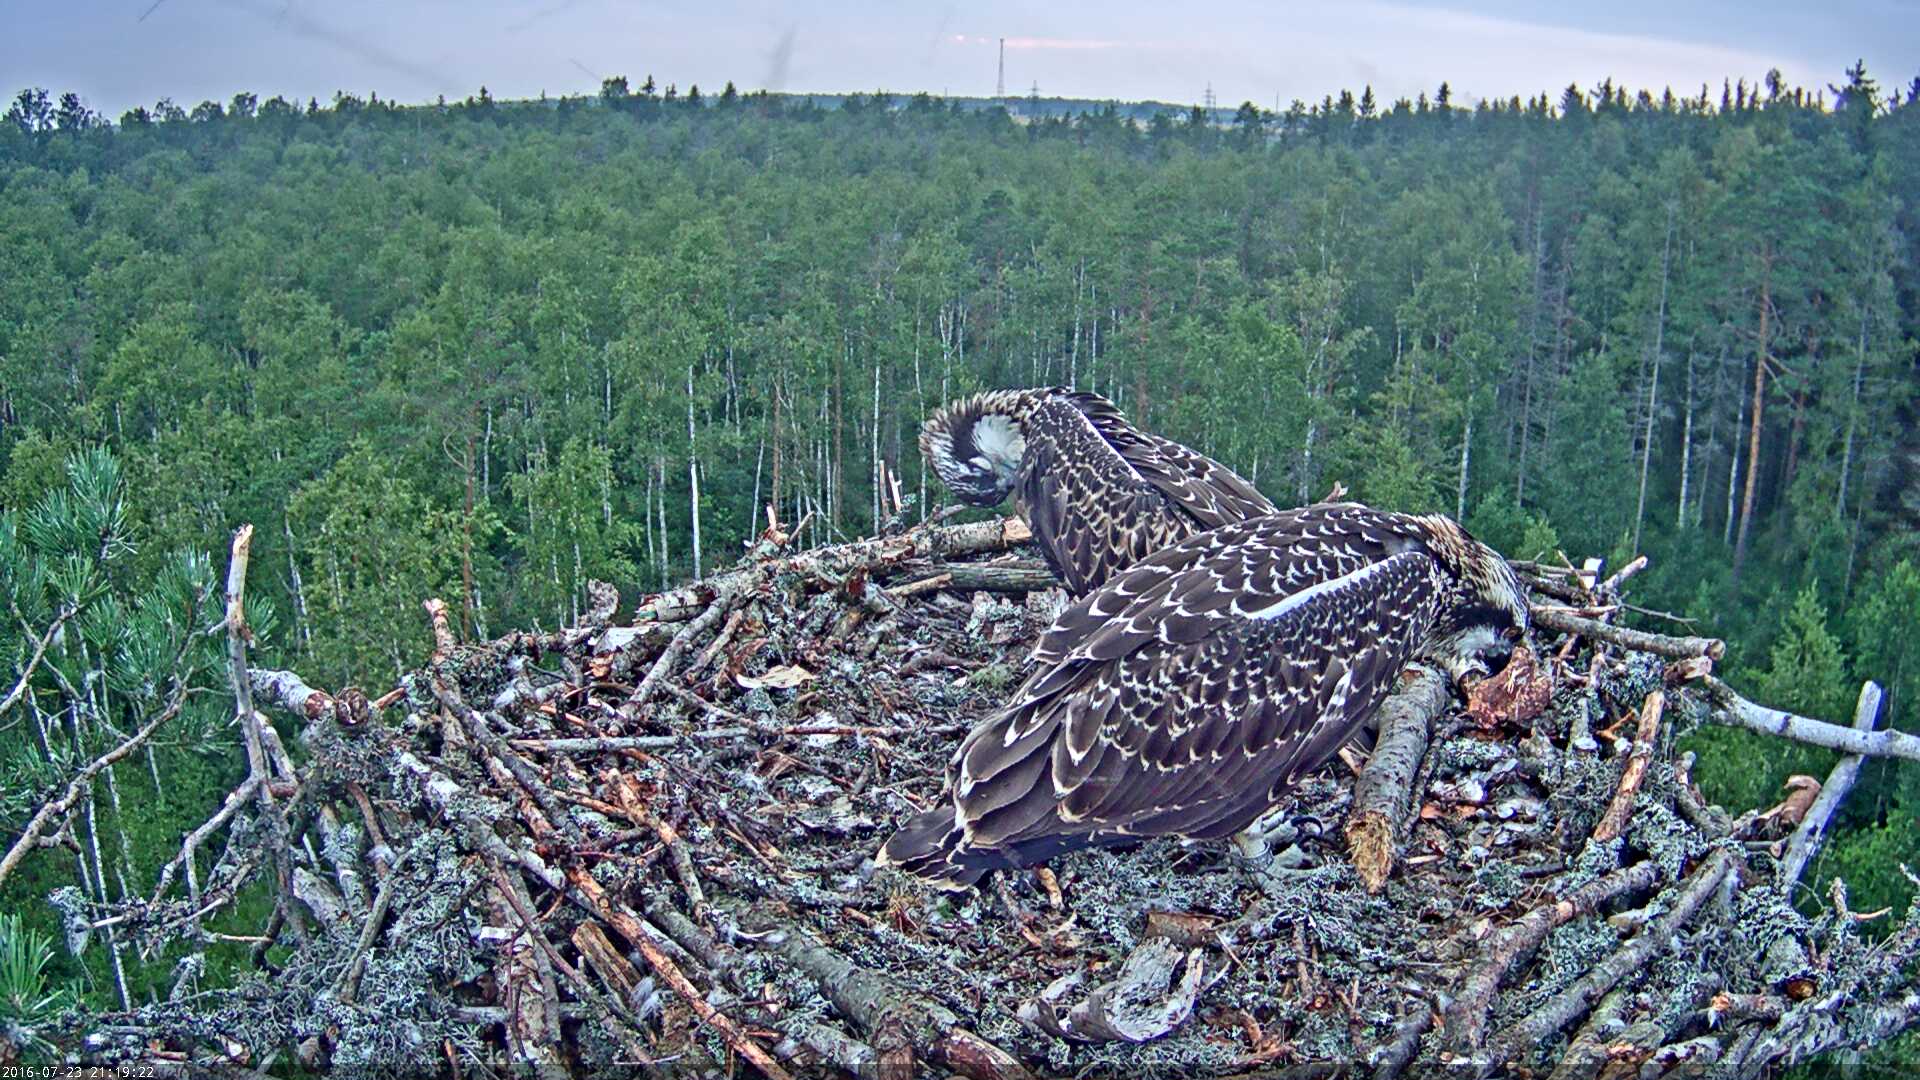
[
  {"xmin": 1066, "ymin": 391, "xmax": 1277, "ymax": 528},
  {"xmin": 879, "ymin": 510, "xmax": 1448, "ymax": 888},
  {"xmin": 1014, "ymin": 395, "xmax": 1207, "ymax": 595}
]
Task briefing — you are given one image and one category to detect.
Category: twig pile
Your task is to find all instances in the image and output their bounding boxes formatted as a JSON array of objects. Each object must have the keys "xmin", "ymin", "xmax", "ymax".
[{"xmin": 34, "ymin": 518, "xmax": 1920, "ymax": 1077}]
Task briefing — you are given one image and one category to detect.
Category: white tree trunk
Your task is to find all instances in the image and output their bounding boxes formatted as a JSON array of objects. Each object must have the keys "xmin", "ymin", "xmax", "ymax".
[
  {"xmin": 1677, "ymin": 352, "xmax": 1695, "ymax": 529},
  {"xmin": 1456, "ymin": 411, "xmax": 1473, "ymax": 521},
  {"xmin": 1836, "ymin": 307, "xmax": 1868, "ymax": 521},
  {"xmin": 1632, "ymin": 209, "xmax": 1673, "ymax": 553},
  {"xmin": 687, "ymin": 364, "xmax": 703, "ymax": 580}
]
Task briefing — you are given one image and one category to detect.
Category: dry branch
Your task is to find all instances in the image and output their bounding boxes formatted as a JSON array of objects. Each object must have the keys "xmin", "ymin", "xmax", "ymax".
[
  {"xmin": 1591, "ymin": 690, "xmax": 1664, "ymax": 843},
  {"xmin": 739, "ymin": 906, "xmax": 1036, "ymax": 1080},
  {"xmin": 1528, "ymin": 607, "xmax": 1725, "ymax": 660},
  {"xmin": 1479, "ymin": 848, "xmax": 1742, "ymax": 1072},
  {"xmin": 1777, "ymin": 681, "xmax": 1885, "ymax": 890},
  {"xmin": 225, "ymin": 524, "xmax": 306, "ymax": 942},
  {"xmin": 1441, "ymin": 859, "xmax": 1666, "ymax": 1056},
  {"xmin": 1345, "ymin": 662, "xmax": 1449, "ymax": 893},
  {"xmin": 632, "ymin": 515, "xmax": 1033, "ymax": 622},
  {"xmin": 1705, "ymin": 675, "xmax": 1920, "ymax": 762},
  {"xmin": 564, "ymin": 866, "xmax": 794, "ymax": 1080}
]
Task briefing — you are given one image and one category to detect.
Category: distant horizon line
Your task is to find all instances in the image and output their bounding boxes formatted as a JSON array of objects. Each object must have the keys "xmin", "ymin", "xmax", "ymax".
[{"xmin": 15, "ymin": 59, "xmax": 1891, "ymax": 126}]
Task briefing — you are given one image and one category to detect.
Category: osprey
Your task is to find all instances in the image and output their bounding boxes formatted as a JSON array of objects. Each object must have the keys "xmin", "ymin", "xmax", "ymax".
[
  {"xmin": 877, "ymin": 503, "xmax": 1529, "ymax": 890},
  {"xmin": 920, "ymin": 388, "xmax": 1276, "ymax": 595}
]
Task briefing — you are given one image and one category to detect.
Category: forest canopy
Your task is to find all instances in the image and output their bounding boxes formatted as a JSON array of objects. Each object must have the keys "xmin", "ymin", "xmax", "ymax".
[{"xmin": 2, "ymin": 62, "xmax": 1919, "ymax": 1030}]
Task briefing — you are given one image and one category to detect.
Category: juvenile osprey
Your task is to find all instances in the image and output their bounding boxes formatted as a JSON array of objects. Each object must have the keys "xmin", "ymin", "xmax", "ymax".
[
  {"xmin": 877, "ymin": 503, "xmax": 1529, "ymax": 889},
  {"xmin": 920, "ymin": 388, "xmax": 1275, "ymax": 595}
]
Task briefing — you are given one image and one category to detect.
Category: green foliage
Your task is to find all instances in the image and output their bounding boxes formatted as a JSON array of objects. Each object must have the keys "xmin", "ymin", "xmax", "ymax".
[
  {"xmin": 288, "ymin": 442, "xmax": 450, "ymax": 683},
  {"xmin": 2, "ymin": 68, "xmax": 1919, "ymax": 1035},
  {"xmin": 506, "ymin": 438, "xmax": 639, "ymax": 627},
  {"xmin": 1468, "ymin": 489, "xmax": 1561, "ymax": 561},
  {"xmin": 0, "ymin": 911, "xmax": 73, "ymax": 1056},
  {"xmin": 1685, "ymin": 584, "xmax": 1852, "ymax": 818},
  {"xmin": 1753, "ymin": 583, "xmax": 1853, "ymax": 723}
]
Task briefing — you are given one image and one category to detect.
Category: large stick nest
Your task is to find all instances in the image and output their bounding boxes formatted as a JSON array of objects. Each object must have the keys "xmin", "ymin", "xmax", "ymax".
[{"xmin": 34, "ymin": 516, "xmax": 1920, "ymax": 1078}]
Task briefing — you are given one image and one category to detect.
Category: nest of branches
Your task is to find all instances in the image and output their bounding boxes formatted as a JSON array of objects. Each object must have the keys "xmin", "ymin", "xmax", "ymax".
[{"xmin": 29, "ymin": 515, "xmax": 1920, "ymax": 1078}]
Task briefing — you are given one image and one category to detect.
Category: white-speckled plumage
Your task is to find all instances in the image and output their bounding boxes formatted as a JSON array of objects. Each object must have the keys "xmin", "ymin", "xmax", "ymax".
[
  {"xmin": 918, "ymin": 388, "xmax": 1277, "ymax": 596},
  {"xmin": 878, "ymin": 502, "xmax": 1530, "ymax": 889}
]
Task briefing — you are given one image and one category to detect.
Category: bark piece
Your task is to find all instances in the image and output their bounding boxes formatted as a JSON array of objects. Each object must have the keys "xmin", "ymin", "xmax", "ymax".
[
  {"xmin": 1019, "ymin": 938, "xmax": 1211, "ymax": 1044},
  {"xmin": 1346, "ymin": 663, "xmax": 1450, "ymax": 893}
]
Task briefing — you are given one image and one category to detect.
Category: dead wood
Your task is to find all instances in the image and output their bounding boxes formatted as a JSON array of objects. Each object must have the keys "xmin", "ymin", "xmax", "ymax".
[
  {"xmin": 1590, "ymin": 690, "xmax": 1664, "ymax": 844},
  {"xmin": 1777, "ymin": 681, "xmax": 1885, "ymax": 891},
  {"xmin": 1441, "ymin": 859, "xmax": 1666, "ymax": 1057},
  {"xmin": 1479, "ymin": 848, "xmax": 1743, "ymax": 1073},
  {"xmin": 1705, "ymin": 674, "xmax": 1920, "ymax": 762},
  {"xmin": 28, "ymin": 521, "xmax": 1920, "ymax": 1079},
  {"xmin": 1529, "ymin": 607, "xmax": 1725, "ymax": 661},
  {"xmin": 1345, "ymin": 662, "xmax": 1448, "ymax": 893}
]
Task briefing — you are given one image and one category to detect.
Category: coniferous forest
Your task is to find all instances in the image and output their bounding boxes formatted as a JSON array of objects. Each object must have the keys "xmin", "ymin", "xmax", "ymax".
[{"xmin": 2, "ymin": 66, "xmax": 1919, "ymax": 1025}]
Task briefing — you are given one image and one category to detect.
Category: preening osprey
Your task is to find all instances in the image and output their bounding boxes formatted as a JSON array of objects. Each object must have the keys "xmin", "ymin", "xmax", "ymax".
[
  {"xmin": 877, "ymin": 503, "xmax": 1529, "ymax": 890},
  {"xmin": 920, "ymin": 388, "xmax": 1276, "ymax": 595}
]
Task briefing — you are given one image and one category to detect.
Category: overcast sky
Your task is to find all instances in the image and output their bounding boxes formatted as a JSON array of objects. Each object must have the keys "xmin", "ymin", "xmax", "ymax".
[{"xmin": 7, "ymin": 2, "xmax": 1916, "ymax": 117}]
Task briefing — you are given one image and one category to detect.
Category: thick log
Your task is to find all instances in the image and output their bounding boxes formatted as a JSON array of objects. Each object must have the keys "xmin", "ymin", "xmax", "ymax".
[
  {"xmin": 1529, "ymin": 608, "xmax": 1724, "ymax": 661},
  {"xmin": 738, "ymin": 907, "xmax": 1037, "ymax": 1080},
  {"xmin": 1704, "ymin": 676, "xmax": 1920, "ymax": 763},
  {"xmin": 1479, "ymin": 849, "xmax": 1742, "ymax": 1073},
  {"xmin": 1777, "ymin": 682, "xmax": 1884, "ymax": 891},
  {"xmin": 1345, "ymin": 662, "xmax": 1449, "ymax": 893},
  {"xmin": 888, "ymin": 561, "xmax": 1058, "ymax": 594}
]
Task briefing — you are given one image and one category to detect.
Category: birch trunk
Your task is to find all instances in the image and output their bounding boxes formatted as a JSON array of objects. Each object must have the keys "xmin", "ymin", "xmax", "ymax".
[
  {"xmin": 1676, "ymin": 351, "xmax": 1695, "ymax": 530},
  {"xmin": 687, "ymin": 365, "xmax": 703, "ymax": 581},
  {"xmin": 1733, "ymin": 267, "xmax": 1770, "ymax": 577},
  {"xmin": 1456, "ymin": 412, "xmax": 1473, "ymax": 522},
  {"xmin": 1725, "ymin": 378, "xmax": 1745, "ymax": 549},
  {"xmin": 656, "ymin": 457, "xmax": 670, "ymax": 589},
  {"xmin": 1632, "ymin": 209, "xmax": 1673, "ymax": 553},
  {"xmin": 283, "ymin": 516, "xmax": 312, "ymax": 656},
  {"xmin": 1836, "ymin": 306, "xmax": 1868, "ymax": 521}
]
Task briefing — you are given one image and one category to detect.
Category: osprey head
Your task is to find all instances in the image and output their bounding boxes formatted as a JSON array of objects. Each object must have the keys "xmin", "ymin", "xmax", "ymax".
[
  {"xmin": 1413, "ymin": 515, "xmax": 1531, "ymax": 684},
  {"xmin": 920, "ymin": 392, "xmax": 1032, "ymax": 506}
]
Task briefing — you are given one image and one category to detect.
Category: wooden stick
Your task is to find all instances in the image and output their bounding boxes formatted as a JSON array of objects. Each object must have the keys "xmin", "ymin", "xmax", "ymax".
[
  {"xmin": 1441, "ymin": 860, "xmax": 1665, "ymax": 1056},
  {"xmin": 511, "ymin": 731, "xmax": 756, "ymax": 754},
  {"xmin": 1704, "ymin": 676, "xmax": 1920, "ymax": 763},
  {"xmin": 491, "ymin": 867, "xmax": 647, "ymax": 1064},
  {"xmin": 886, "ymin": 571, "xmax": 952, "ymax": 599},
  {"xmin": 633, "ymin": 516, "xmax": 1032, "ymax": 623},
  {"xmin": 1591, "ymin": 690, "xmax": 1664, "ymax": 843},
  {"xmin": 1345, "ymin": 663, "xmax": 1449, "ymax": 893},
  {"xmin": 1598, "ymin": 554, "xmax": 1649, "ymax": 594},
  {"xmin": 1478, "ymin": 849, "xmax": 1741, "ymax": 1074},
  {"xmin": 1529, "ymin": 608, "xmax": 1724, "ymax": 660},
  {"xmin": 1777, "ymin": 681, "xmax": 1884, "ymax": 890},
  {"xmin": 737, "ymin": 909, "xmax": 1036, "ymax": 1080},
  {"xmin": 245, "ymin": 669, "xmax": 339, "ymax": 725},
  {"xmin": 226, "ymin": 525, "xmax": 306, "ymax": 942},
  {"xmin": 563, "ymin": 867, "xmax": 794, "ymax": 1080},
  {"xmin": 630, "ymin": 596, "xmax": 736, "ymax": 711},
  {"xmin": 424, "ymin": 597, "xmax": 457, "ymax": 658}
]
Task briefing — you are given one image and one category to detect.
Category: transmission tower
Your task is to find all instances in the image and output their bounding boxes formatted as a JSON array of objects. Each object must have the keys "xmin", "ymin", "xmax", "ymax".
[{"xmin": 1203, "ymin": 82, "xmax": 1216, "ymax": 113}]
